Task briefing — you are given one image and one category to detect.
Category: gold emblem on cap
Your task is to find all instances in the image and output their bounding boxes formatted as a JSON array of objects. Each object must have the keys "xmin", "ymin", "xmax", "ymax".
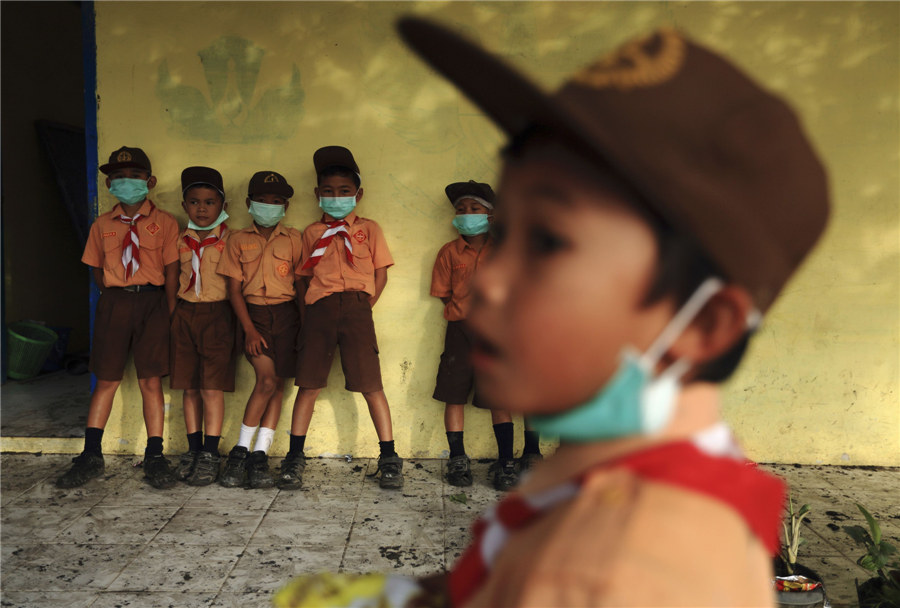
[
  {"xmin": 117, "ymin": 150, "xmax": 133, "ymax": 162},
  {"xmin": 264, "ymin": 173, "xmax": 280, "ymax": 183},
  {"xmin": 572, "ymin": 27, "xmax": 686, "ymax": 91}
]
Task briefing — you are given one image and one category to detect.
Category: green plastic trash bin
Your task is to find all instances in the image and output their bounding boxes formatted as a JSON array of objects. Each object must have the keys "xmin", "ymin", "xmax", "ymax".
[{"xmin": 7, "ymin": 322, "xmax": 59, "ymax": 380}]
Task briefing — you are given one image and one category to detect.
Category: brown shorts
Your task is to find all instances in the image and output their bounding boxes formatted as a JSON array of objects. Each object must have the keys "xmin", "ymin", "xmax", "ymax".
[
  {"xmin": 433, "ymin": 320, "xmax": 486, "ymax": 408},
  {"xmin": 295, "ymin": 292, "xmax": 382, "ymax": 392},
  {"xmin": 89, "ymin": 288, "xmax": 170, "ymax": 381},
  {"xmin": 246, "ymin": 301, "xmax": 300, "ymax": 379},
  {"xmin": 169, "ymin": 300, "xmax": 237, "ymax": 391}
]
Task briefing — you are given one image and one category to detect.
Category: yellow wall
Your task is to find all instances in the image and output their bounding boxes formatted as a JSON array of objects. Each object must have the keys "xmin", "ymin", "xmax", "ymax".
[{"xmin": 89, "ymin": 1, "xmax": 899, "ymax": 464}]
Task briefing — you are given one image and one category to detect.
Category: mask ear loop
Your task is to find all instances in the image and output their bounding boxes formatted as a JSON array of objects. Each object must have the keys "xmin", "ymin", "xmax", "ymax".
[{"xmin": 640, "ymin": 277, "xmax": 725, "ymax": 372}]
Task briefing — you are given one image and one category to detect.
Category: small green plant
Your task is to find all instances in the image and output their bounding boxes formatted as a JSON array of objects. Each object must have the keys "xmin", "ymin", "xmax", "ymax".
[
  {"xmin": 781, "ymin": 494, "xmax": 811, "ymax": 575},
  {"xmin": 843, "ymin": 503, "xmax": 900, "ymax": 608}
]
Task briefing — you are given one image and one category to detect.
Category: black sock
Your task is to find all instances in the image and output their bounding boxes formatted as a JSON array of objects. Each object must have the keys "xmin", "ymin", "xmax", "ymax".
[
  {"xmin": 446, "ymin": 431, "xmax": 466, "ymax": 458},
  {"xmin": 187, "ymin": 431, "xmax": 203, "ymax": 452},
  {"xmin": 493, "ymin": 422, "xmax": 514, "ymax": 460},
  {"xmin": 379, "ymin": 440, "xmax": 396, "ymax": 458},
  {"xmin": 84, "ymin": 427, "xmax": 104, "ymax": 455},
  {"xmin": 289, "ymin": 434, "xmax": 306, "ymax": 456},
  {"xmin": 146, "ymin": 436, "xmax": 164, "ymax": 456},
  {"xmin": 523, "ymin": 429, "xmax": 541, "ymax": 456},
  {"xmin": 203, "ymin": 435, "xmax": 220, "ymax": 454}
]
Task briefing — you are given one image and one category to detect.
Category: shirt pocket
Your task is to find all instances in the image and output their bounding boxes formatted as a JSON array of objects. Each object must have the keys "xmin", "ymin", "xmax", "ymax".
[
  {"xmin": 239, "ymin": 244, "xmax": 263, "ymax": 265},
  {"xmin": 271, "ymin": 241, "xmax": 295, "ymax": 282},
  {"xmin": 351, "ymin": 242, "xmax": 375, "ymax": 275}
]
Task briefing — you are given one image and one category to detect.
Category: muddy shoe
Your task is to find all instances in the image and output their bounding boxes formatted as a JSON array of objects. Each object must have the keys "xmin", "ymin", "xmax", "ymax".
[
  {"xmin": 490, "ymin": 458, "xmax": 519, "ymax": 491},
  {"xmin": 187, "ymin": 450, "xmax": 220, "ymax": 486},
  {"xmin": 446, "ymin": 454, "xmax": 473, "ymax": 487},
  {"xmin": 374, "ymin": 454, "xmax": 404, "ymax": 490},
  {"xmin": 277, "ymin": 452, "xmax": 306, "ymax": 490},
  {"xmin": 56, "ymin": 451, "xmax": 105, "ymax": 488},
  {"xmin": 247, "ymin": 451, "xmax": 275, "ymax": 489},
  {"xmin": 174, "ymin": 450, "xmax": 199, "ymax": 481},
  {"xmin": 518, "ymin": 452, "xmax": 543, "ymax": 473},
  {"xmin": 143, "ymin": 453, "xmax": 177, "ymax": 489},
  {"xmin": 219, "ymin": 446, "xmax": 249, "ymax": 488}
]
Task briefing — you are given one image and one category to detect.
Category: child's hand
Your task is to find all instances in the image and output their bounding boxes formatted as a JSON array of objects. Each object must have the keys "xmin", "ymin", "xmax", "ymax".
[{"xmin": 245, "ymin": 328, "xmax": 269, "ymax": 357}]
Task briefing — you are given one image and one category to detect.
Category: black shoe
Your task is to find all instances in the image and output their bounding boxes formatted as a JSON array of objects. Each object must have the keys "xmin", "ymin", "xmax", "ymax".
[
  {"xmin": 143, "ymin": 453, "xmax": 177, "ymax": 489},
  {"xmin": 187, "ymin": 450, "xmax": 220, "ymax": 486},
  {"xmin": 519, "ymin": 452, "xmax": 543, "ymax": 472},
  {"xmin": 247, "ymin": 451, "xmax": 275, "ymax": 489},
  {"xmin": 490, "ymin": 458, "xmax": 519, "ymax": 491},
  {"xmin": 56, "ymin": 451, "xmax": 105, "ymax": 488},
  {"xmin": 277, "ymin": 452, "xmax": 306, "ymax": 490},
  {"xmin": 219, "ymin": 446, "xmax": 249, "ymax": 488},
  {"xmin": 446, "ymin": 454, "xmax": 473, "ymax": 487},
  {"xmin": 175, "ymin": 450, "xmax": 199, "ymax": 481},
  {"xmin": 373, "ymin": 454, "xmax": 404, "ymax": 489}
]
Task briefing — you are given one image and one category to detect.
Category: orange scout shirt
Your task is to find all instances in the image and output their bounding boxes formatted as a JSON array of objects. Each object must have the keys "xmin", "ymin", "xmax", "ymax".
[
  {"xmin": 296, "ymin": 212, "xmax": 394, "ymax": 305},
  {"xmin": 216, "ymin": 223, "xmax": 303, "ymax": 305},
  {"xmin": 430, "ymin": 236, "xmax": 493, "ymax": 321},
  {"xmin": 81, "ymin": 199, "xmax": 179, "ymax": 287},
  {"xmin": 464, "ymin": 385, "xmax": 777, "ymax": 608},
  {"xmin": 176, "ymin": 225, "xmax": 230, "ymax": 303}
]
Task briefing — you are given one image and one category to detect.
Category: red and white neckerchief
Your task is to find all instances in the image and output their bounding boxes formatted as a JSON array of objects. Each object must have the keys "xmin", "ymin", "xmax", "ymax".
[
  {"xmin": 448, "ymin": 425, "xmax": 785, "ymax": 607},
  {"xmin": 183, "ymin": 224, "xmax": 226, "ymax": 296},
  {"xmin": 118, "ymin": 201, "xmax": 155, "ymax": 279},
  {"xmin": 301, "ymin": 219, "xmax": 354, "ymax": 270}
]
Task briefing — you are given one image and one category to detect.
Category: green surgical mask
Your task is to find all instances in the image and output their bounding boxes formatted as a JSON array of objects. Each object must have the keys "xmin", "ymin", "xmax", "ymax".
[
  {"xmin": 452, "ymin": 214, "xmax": 491, "ymax": 236},
  {"xmin": 319, "ymin": 196, "xmax": 357, "ymax": 220},
  {"xmin": 109, "ymin": 178, "xmax": 149, "ymax": 206},
  {"xmin": 248, "ymin": 200, "xmax": 285, "ymax": 227}
]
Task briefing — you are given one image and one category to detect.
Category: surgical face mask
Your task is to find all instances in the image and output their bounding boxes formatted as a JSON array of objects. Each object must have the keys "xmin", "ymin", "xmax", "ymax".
[
  {"xmin": 452, "ymin": 213, "xmax": 491, "ymax": 236},
  {"xmin": 188, "ymin": 208, "xmax": 229, "ymax": 232},
  {"xmin": 530, "ymin": 278, "xmax": 726, "ymax": 442},
  {"xmin": 109, "ymin": 178, "xmax": 149, "ymax": 206},
  {"xmin": 248, "ymin": 200, "xmax": 285, "ymax": 227},
  {"xmin": 319, "ymin": 195, "xmax": 357, "ymax": 220}
]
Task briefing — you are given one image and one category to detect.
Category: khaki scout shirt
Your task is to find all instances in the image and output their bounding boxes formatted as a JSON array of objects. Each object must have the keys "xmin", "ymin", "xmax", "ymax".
[
  {"xmin": 176, "ymin": 225, "xmax": 230, "ymax": 303},
  {"xmin": 430, "ymin": 236, "xmax": 493, "ymax": 321},
  {"xmin": 217, "ymin": 222, "xmax": 303, "ymax": 305},
  {"xmin": 81, "ymin": 199, "xmax": 179, "ymax": 287},
  {"xmin": 296, "ymin": 212, "xmax": 394, "ymax": 305},
  {"xmin": 465, "ymin": 384, "xmax": 778, "ymax": 608}
]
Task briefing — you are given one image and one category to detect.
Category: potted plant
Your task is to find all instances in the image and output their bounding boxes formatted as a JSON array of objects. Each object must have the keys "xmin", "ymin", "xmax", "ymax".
[
  {"xmin": 843, "ymin": 503, "xmax": 900, "ymax": 608},
  {"xmin": 774, "ymin": 495, "xmax": 827, "ymax": 608}
]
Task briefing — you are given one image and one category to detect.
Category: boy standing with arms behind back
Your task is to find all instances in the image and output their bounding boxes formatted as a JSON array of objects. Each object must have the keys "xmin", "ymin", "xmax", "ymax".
[
  {"xmin": 57, "ymin": 146, "xmax": 180, "ymax": 490},
  {"xmin": 399, "ymin": 19, "xmax": 830, "ymax": 606},
  {"xmin": 280, "ymin": 146, "xmax": 403, "ymax": 491}
]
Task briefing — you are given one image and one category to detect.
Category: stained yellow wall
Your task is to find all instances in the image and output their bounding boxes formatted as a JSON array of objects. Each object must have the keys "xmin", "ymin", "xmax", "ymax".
[{"xmin": 87, "ymin": 1, "xmax": 898, "ymax": 463}]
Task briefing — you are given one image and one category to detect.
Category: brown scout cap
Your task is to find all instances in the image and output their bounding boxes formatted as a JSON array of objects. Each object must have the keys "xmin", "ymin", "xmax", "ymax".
[
  {"xmin": 397, "ymin": 18, "xmax": 830, "ymax": 311},
  {"xmin": 99, "ymin": 146, "xmax": 152, "ymax": 175},
  {"xmin": 446, "ymin": 180, "xmax": 496, "ymax": 207},
  {"xmin": 248, "ymin": 171, "xmax": 294, "ymax": 199},
  {"xmin": 181, "ymin": 166, "xmax": 224, "ymax": 198},
  {"xmin": 314, "ymin": 146, "xmax": 361, "ymax": 176}
]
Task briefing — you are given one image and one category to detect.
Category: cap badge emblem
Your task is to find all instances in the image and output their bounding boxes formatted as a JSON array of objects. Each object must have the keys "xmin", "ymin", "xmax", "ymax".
[
  {"xmin": 264, "ymin": 173, "xmax": 280, "ymax": 183},
  {"xmin": 117, "ymin": 150, "xmax": 133, "ymax": 162},
  {"xmin": 572, "ymin": 27, "xmax": 686, "ymax": 91}
]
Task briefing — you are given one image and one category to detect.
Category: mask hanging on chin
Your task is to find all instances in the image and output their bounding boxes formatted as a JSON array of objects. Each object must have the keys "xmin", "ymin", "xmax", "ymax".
[
  {"xmin": 530, "ymin": 277, "xmax": 726, "ymax": 442},
  {"xmin": 188, "ymin": 208, "xmax": 229, "ymax": 232}
]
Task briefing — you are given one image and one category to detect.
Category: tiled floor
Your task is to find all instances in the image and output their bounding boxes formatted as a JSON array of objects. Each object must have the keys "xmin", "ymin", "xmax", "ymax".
[{"xmin": 0, "ymin": 452, "xmax": 897, "ymax": 607}]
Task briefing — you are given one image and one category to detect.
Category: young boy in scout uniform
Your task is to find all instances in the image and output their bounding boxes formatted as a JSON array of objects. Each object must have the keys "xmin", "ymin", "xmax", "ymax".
[
  {"xmin": 400, "ymin": 20, "xmax": 829, "ymax": 606},
  {"xmin": 216, "ymin": 170, "xmax": 302, "ymax": 489},
  {"xmin": 170, "ymin": 166, "xmax": 235, "ymax": 486},
  {"xmin": 432, "ymin": 180, "xmax": 542, "ymax": 490},
  {"xmin": 57, "ymin": 146, "xmax": 180, "ymax": 490},
  {"xmin": 279, "ymin": 146, "xmax": 402, "ymax": 490}
]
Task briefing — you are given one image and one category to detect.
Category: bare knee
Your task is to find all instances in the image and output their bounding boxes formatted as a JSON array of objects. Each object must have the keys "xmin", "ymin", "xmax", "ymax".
[
  {"xmin": 138, "ymin": 377, "xmax": 162, "ymax": 392},
  {"xmin": 254, "ymin": 375, "xmax": 280, "ymax": 397}
]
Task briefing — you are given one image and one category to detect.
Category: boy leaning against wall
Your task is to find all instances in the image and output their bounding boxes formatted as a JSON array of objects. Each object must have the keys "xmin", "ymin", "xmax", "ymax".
[
  {"xmin": 431, "ymin": 180, "xmax": 542, "ymax": 491},
  {"xmin": 398, "ymin": 19, "xmax": 830, "ymax": 606},
  {"xmin": 170, "ymin": 166, "xmax": 236, "ymax": 486},
  {"xmin": 216, "ymin": 171, "xmax": 303, "ymax": 489},
  {"xmin": 57, "ymin": 146, "xmax": 180, "ymax": 490}
]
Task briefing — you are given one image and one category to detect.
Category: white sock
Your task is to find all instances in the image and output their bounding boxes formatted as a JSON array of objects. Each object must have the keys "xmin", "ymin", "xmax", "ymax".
[
  {"xmin": 253, "ymin": 427, "xmax": 276, "ymax": 454},
  {"xmin": 238, "ymin": 424, "xmax": 258, "ymax": 449}
]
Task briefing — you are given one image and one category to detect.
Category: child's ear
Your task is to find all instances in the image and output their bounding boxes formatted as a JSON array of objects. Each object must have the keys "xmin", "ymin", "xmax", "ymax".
[
  {"xmin": 314, "ymin": 187, "xmax": 320, "ymax": 198},
  {"xmin": 146, "ymin": 176, "xmax": 157, "ymax": 190},
  {"xmin": 356, "ymin": 187, "xmax": 364, "ymax": 202},
  {"xmin": 181, "ymin": 200, "xmax": 189, "ymax": 213},
  {"xmin": 105, "ymin": 177, "xmax": 112, "ymax": 189},
  {"xmin": 284, "ymin": 200, "xmax": 290, "ymax": 211},
  {"xmin": 245, "ymin": 197, "xmax": 252, "ymax": 208},
  {"xmin": 667, "ymin": 285, "xmax": 754, "ymax": 368}
]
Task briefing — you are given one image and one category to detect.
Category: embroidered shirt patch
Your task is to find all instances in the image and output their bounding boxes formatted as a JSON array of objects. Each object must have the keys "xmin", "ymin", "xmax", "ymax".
[
  {"xmin": 240, "ymin": 243, "xmax": 259, "ymax": 251},
  {"xmin": 277, "ymin": 261, "xmax": 290, "ymax": 277},
  {"xmin": 145, "ymin": 222, "xmax": 161, "ymax": 235},
  {"xmin": 215, "ymin": 241, "xmax": 226, "ymax": 251},
  {"xmin": 102, "ymin": 231, "xmax": 117, "ymax": 238},
  {"xmin": 353, "ymin": 230, "xmax": 367, "ymax": 243}
]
